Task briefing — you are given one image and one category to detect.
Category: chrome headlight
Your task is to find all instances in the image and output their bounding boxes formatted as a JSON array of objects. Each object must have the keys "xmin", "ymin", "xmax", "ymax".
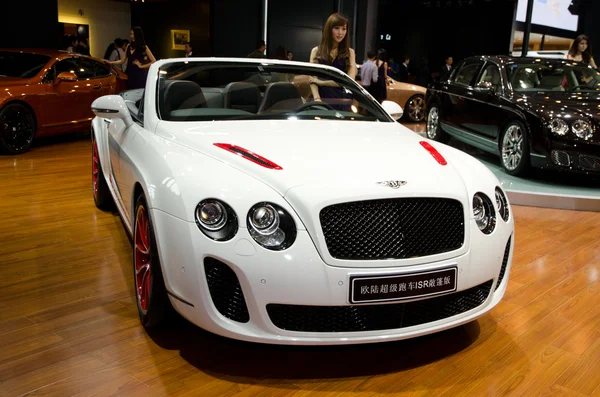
[
  {"xmin": 247, "ymin": 202, "xmax": 296, "ymax": 250},
  {"xmin": 572, "ymin": 119, "xmax": 594, "ymax": 140},
  {"xmin": 473, "ymin": 193, "xmax": 496, "ymax": 234},
  {"xmin": 548, "ymin": 117, "xmax": 568, "ymax": 136},
  {"xmin": 495, "ymin": 187, "xmax": 509, "ymax": 222},
  {"xmin": 195, "ymin": 199, "xmax": 238, "ymax": 241}
]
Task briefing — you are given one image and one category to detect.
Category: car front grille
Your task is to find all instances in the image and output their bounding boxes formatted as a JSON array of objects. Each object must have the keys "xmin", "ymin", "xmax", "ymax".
[
  {"xmin": 319, "ymin": 198, "xmax": 465, "ymax": 260},
  {"xmin": 267, "ymin": 280, "xmax": 493, "ymax": 333},
  {"xmin": 204, "ymin": 258, "xmax": 250, "ymax": 323}
]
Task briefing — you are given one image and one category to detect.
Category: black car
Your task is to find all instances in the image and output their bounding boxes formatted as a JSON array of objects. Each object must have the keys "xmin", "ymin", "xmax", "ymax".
[{"xmin": 425, "ymin": 55, "xmax": 600, "ymax": 176}]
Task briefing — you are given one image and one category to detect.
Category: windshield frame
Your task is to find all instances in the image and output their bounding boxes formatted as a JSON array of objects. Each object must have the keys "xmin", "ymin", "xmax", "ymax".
[{"xmin": 154, "ymin": 60, "xmax": 395, "ymax": 123}]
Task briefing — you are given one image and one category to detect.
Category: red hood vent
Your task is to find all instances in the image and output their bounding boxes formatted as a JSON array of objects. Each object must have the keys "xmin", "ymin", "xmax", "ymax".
[
  {"xmin": 419, "ymin": 141, "xmax": 447, "ymax": 166},
  {"xmin": 214, "ymin": 143, "xmax": 283, "ymax": 170}
]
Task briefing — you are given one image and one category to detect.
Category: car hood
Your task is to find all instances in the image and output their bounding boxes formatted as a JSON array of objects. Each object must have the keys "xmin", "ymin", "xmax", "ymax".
[
  {"xmin": 155, "ymin": 119, "xmax": 469, "ymax": 200},
  {"xmin": 520, "ymin": 92, "xmax": 600, "ymax": 121}
]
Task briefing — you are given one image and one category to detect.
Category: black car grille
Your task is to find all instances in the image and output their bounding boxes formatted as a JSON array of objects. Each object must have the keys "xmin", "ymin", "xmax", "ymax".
[
  {"xmin": 267, "ymin": 280, "xmax": 493, "ymax": 333},
  {"xmin": 495, "ymin": 236, "xmax": 512, "ymax": 291},
  {"xmin": 579, "ymin": 155, "xmax": 600, "ymax": 171},
  {"xmin": 204, "ymin": 258, "xmax": 250, "ymax": 323},
  {"xmin": 319, "ymin": 198, "xmax": 464, "ymax": 260},
  {"xmin": 551, "ymin": 150, "xmax": 571, "ymax": 167}
]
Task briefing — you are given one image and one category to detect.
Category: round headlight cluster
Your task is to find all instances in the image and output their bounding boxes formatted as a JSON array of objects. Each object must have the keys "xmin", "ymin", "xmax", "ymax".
[
  {"xmin": 247, "ymin": 202, "xmax": 296, "ymax": 250},
  {"xmin": 473, "ymin": 193, "xmax": 496, "ymax": 234},
  {"xmin": 572, "ymin": 119, "xmax": 594, "ymax": 140},
  {"xmin": 195, "ymin": 199, "xmax": 238, "ymax": 241},
  {"xmin": 549, "ymin": 118, "xmax": 568, "ymax": 136},
  {"xmin": 495, "ymin": 187, "xmax": 510, "ymax": 222}
]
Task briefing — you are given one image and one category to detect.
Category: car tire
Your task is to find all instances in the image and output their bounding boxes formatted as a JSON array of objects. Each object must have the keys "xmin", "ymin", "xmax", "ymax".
[
  {"xmin": 133, "ymin": 192, "xmax": 175, "ymax": 328},
  {"xmin": 92, "ymin": 134, "xmax": 115, "ymax": 211},
  {"xmin": 426, "ymin": 103, "xmax": 449, "ymax": 143},
  {"xmin": 405, "ymin": 95, "xmax": 426, "ymax": 122},
  {"xmin": 0, "ymin": 103, "xmax": 36, "ymax": 155},
  {"xmin": 500, "ymin": 119, "xmax": 530, "ymax": 176}
]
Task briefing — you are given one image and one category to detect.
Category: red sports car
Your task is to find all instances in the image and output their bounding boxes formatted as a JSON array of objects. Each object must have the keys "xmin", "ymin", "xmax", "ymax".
[{"xmin": 0, "ymin": 48, "xmax": 127, "ymax": 154}]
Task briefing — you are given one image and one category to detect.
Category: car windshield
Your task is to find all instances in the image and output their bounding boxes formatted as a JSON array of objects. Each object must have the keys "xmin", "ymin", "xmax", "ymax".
[
  {"xmin": 507, "ymin": 61, "xmax": 600, "ymax": 92},
  {"xmin": 0, "ymin": 52, "xmax": 51, "ymax": 78},
  {"xmin": 156, "ymin": 61, "xmax": 392, "ymax": 122}
]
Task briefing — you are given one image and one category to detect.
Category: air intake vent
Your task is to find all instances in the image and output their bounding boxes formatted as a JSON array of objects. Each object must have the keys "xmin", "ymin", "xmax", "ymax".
[
  {"xmin": 267, "ymin": 280, "xmax": 493, "ymax": 332},
  {"xmin": 551, "ymin": 150, "xmax": 571, "ymax": 167},
  {"xmin": 204, "ymin": 258, "xmax": 250, "ymax": 323},
  {"xmin": 495, "ymin": 236, "xmax": 512, "ymax": 291}
]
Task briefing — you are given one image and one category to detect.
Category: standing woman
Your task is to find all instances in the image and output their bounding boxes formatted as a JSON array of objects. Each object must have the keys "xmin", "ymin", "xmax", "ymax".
[
  {"xmin": 373, "ymin": 48, "xmax": 389, "ymax": 103},
  {"xmin": 110, "ymin": 26, "xmax": 156, "ymax": 89},
  {"xmin": 308, "ymin": 13, "xmax": 357, "ymax": 108},
  {"xmin": 566, "ymin": 34, "xmax": 597, "ymax": 69}
]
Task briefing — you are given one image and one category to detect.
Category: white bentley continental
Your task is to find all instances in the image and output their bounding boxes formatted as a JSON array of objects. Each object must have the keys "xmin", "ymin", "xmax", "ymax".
[{"xmin": 91, "ymin": 58, "xmax": 514, "ymax": 345}]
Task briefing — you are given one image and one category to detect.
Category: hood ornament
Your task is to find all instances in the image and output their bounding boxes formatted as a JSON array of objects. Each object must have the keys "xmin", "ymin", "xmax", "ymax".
[{"xmin": 377, "ymin": 180, "xmax": 407, "ymax": 189}]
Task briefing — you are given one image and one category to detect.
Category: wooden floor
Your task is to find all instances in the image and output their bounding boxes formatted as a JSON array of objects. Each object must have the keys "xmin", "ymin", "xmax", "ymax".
[{"xmin": 1, "ymin": 131, "xmax": 600, "ymax": 397}]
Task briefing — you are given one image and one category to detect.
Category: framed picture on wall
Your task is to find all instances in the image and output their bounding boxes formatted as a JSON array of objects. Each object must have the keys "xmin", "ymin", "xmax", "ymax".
[{"xmin": 171, "ymin": 29, "xmax": 191, "ymax": 50}]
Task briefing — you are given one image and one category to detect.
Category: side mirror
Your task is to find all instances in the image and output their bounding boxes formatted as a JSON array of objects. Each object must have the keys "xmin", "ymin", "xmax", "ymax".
[
  {"xmin": 55, "ymin": 71, "xmax": 77, "ymax": 83},
  {"xmin": 91, "ymin": 95, "xmax": 133, "ymax": 127},
  {"xmin": 475, "ymin": 81, "xmax": 493, "ymax": 92},
  {"xmin": 381, "ymin": 100, "xmax": 403, "ymax": 120}
]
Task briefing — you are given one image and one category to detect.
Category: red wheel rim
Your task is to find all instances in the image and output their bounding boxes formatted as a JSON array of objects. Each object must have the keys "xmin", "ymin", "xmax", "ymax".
[
  {"xmin": 92, "ymin": 139, "xmax": 99, "ymax": 197},
  {"xmin": 134, "ymin": 205, "xmax": 152, "ymax": 313}
]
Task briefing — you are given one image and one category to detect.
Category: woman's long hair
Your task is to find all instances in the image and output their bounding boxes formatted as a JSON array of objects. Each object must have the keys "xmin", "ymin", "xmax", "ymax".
[
  {"xmin": 569, "ymin": 34, "xmax": 592, "ymax": 64},
  {"xmin": 313, "ymin": 13, "xmax": 351, "ymax": 71},
  {"xmin": 131, "ymin": 26, "xmax": 147, "ymax": 52}
]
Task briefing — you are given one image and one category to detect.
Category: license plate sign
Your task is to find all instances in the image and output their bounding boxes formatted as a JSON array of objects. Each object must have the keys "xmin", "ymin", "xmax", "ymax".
[{"xmin": 349, "ymin": 267, "xmax": 457, "ymax": 304}]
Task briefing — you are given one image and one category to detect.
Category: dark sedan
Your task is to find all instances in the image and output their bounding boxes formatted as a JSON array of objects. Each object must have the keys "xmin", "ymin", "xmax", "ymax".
[{"xmin": 425, "ymin": 55, "xmax": 600, "ymax": 176}]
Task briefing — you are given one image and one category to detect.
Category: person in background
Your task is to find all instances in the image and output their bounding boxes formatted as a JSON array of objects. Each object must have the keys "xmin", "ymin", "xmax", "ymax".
[
  {"xmin": 108, "ymin": 26, "xmax": 156, "ymax": 90},
  {"xmin": 566, "ymin": 34, "xmax": 597, "ymax": 68},
  {"xmin": 398, "ymin": 55, "xmax": 410, "ymax": 82},
  {"xmin": 77, "ymin": 38, "xmax": 90, "ymax": 56},
  {"xmin": 66, "ymin": 35, "xmax": 78, "ymax": 52},
  {"xmin": 387, "ymin": 56, "xmax": 399, "ymax": 79},
  {"xmin": 108, "ymin": 38, "xmax": 125, "ymax": 71},
  {"xmin": 440, "ymin": 56, "xmax": 453, "ymax": 81},
  {"xmin": 309, "ymin": 12, "xmax": 357, "ymax": 109},
  {"xmin": 248, "ymin": 40, "xmax": 267, "ymax": 58},
  {"xmin": 287, "ymin": 51, "xmax": 293, "ymax": 61},
  {"xmin": 361, "ymin": 50, "xmax": 379, "ymax": 98},
  {"xmin": 374, "ymin": 48, "xmax": 389, "ymax": 102},
  {"xmin": 184, "ymin": 41, "xmax": 193, "ymax": 57}
]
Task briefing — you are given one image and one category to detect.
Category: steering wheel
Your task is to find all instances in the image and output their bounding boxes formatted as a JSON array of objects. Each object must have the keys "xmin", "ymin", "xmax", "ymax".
[
  {"xmin": 572, "ymin": 80, "xmax": 599, "ymax": 91},
  {"xmin": 294, "ymin": 101, "xmax": 335, "ymax": 112}
]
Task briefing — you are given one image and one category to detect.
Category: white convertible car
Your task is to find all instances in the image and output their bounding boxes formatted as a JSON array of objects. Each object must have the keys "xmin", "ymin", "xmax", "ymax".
[{"xmin": 91, "ymin": 58, "xmax": 514, "ymax": 345}]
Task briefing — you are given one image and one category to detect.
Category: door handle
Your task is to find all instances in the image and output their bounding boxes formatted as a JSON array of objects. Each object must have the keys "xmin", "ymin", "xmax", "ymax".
[{"xmin": 93, "ymin": 84, "xmax": 101, "ymax": 90}]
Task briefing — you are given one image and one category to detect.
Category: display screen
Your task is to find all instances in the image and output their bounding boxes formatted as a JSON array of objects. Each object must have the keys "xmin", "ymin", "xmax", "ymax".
[{"xmin": 516, "ymin": 0, "xmax": 578, "ymax": 32}]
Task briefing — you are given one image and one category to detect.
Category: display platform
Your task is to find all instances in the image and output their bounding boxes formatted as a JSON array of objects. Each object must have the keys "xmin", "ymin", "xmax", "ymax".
[{"xmin": 405, "ymin": 123, "xmax": 600, "ymax": 212}]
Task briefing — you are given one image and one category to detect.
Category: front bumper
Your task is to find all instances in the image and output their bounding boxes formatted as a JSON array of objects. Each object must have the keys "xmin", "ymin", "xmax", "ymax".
[
  {"xmin": 151, "ymin": 209, "xmax": 514, "ymax": 345},
  {"xmin": 532, "ymin": 139, "xmax": 600, "ymax": 174}
]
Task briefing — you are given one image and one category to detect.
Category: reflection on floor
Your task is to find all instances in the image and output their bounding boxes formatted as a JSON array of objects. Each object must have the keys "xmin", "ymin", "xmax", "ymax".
[{"xmin": 402, "ymin": 122, "xmax": 600, "ymax": 212}]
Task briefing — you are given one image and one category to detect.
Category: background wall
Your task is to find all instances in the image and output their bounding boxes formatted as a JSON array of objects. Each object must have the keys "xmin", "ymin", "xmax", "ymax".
[
  {"xmin": 57, "ymin": 0, "xmax": 131, "ymax": 59},
  {"xmin": 0, "ymin": 2, "xmax": 60, "ymax": 49},
  {"xmin": 378, "ymin": 0, "xmax": 516, "ymax": 79},
  {"xmin": 131, "ymin": 0, "xmax": 211, "ymax": 60},
  {"xmin": 210, "ymin": 0, "xmax": 262, "ymax": 58}
]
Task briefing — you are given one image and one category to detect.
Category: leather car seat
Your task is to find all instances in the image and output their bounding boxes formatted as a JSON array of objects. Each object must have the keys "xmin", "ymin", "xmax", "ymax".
[
  {"xmin": 223, "ymin": 82, "xmax": 262, "ymax": 113},
  {"xmin": 258, "ymin": 82, "xmax": 303, "ymax": 113},
  {"xmin": 160, "ymin": 80, "xmax": 206, "ymax": 119}
]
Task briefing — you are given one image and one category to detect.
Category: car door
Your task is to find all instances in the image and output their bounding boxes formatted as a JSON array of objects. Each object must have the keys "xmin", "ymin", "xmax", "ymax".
[
  {"xmin": 464, "ymin": 61, "xmax": 506, "ymax": 139},
  {"xmin": 41, "ymin": 57, "xmax": 103, "ymax": 129},
  {"xmin": 439, "ymin": 60, "xmax": 484, "ymax": 133}
]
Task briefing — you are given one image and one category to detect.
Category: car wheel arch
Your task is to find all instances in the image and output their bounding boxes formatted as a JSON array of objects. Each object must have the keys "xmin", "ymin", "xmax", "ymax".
[{"xmin": 1, "ymin": 99, "xmax": 38, "ymax": 130}]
